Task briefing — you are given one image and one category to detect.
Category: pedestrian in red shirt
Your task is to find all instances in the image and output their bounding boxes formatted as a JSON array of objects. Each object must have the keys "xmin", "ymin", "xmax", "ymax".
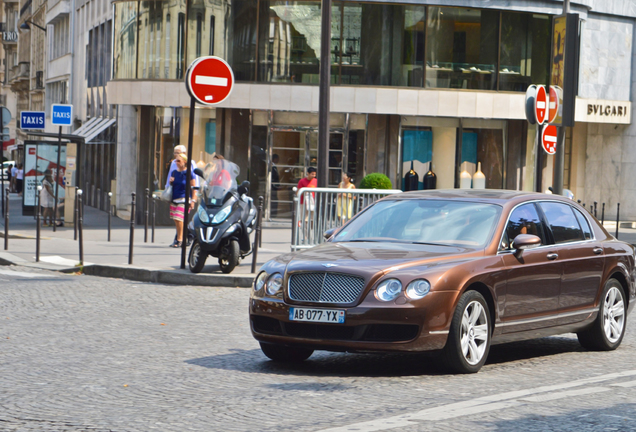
[{"xmin": 297, "ymin": 167, "xmax": 317, "ymax": 242}]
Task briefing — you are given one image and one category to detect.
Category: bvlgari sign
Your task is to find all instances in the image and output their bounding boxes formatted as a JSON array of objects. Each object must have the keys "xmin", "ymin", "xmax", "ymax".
[
  {"xmin": 575, "ymin": 98, "xmax": 631, "ymax": 124},
  {"xmin": 2, "ymin": 31, "xmax": 18, "ymax": 42}
]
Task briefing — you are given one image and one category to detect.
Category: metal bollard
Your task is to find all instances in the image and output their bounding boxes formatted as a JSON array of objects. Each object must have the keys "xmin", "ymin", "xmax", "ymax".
[
  {"xmin": 291, "ymin": 187, "xmax": 298, "ymax": 249},
  {"xmin": 74, "ymin": 187, "xmax": 79, "ymax": 241},
  {"xmin": 601, "ymin": 203, "xmax": 605, "ymax": 225},
  {"xmin": 593, "ymin": 201, "xmax": 597, "ymax": 218},
  {"xmin": 144, "ymin": 188, "xmax": 149, "ymax": 243},
  {"xmin": 151, "ymin": 194, "xmax": 156, "ymax": 243},
  {"xmin": 258, "ymin": 196, "xmax": 264, "ymax": 248},
  {"xmin": 616, "ymin": 203, "xmax": 620, "ymax": 239},
  {"xmin": 129, "ymin": 192, "xmax": 136, "ymax": 265},
  {"xmin": 4, "ymin": 188, "xmax": 8, "ymax": 250},
  {"xmin": 107, "ymin": 192, "xmax": 113, "ymax": 242},
  {"xmin": 36, "ymin": 186, "xmax": 42, "ymax": 262},
  {"xmin": 78, "ymin": 189, "xmax": 84, "ymax": 265},
  {"xmin": 251, "ymin": 198, "xmax": 263, "ymax": 273}
]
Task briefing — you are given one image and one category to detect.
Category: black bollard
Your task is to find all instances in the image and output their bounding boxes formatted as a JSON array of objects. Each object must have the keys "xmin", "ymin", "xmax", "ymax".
[
  {"xmin": 129, "ymin": 192, "xmax": 136, "ymax": 265},
  {"xmin": 78, "ymin": 189, "xmax": 84, "ymax": 265},
  {"xmin": 258, "ymin": 196, "xmax": 264, "ymax": 248},
  {"xmin": 107, "ymin": 192, "xmax": 113, "ymax": 242},
  {"xmin": 36, "ymin": 186, "xmax": 41, "ymax": 262},
  {"xmin": 4, "ymin": 188, "xmax": 8, "ymax": 250},
  {"xmin": 151, "ymin": 194, "xmax": 156, "ymax": 243},
  {"xmin": 616, "ymin": 203, "xmax": 620, "ymax": 239},
  {"xmin": 144, "ymin": 188, "xmax": 149, "ymax": 243},
  {"xmin": 601, "ymin": 203, "xmax": 605, "ymax": 225},
  {"xmin": 251, "ymin": 198, "xmax": 263, "ymax": 273},
  {"xmin": 74, "ymin": 187, "xmax": 79, "ymax": 241}
]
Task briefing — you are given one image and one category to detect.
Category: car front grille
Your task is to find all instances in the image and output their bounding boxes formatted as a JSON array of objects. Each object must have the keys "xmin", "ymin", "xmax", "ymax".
[{"xmin": 288, "ymin": 272, "xmax": 366, "ymax": 304}]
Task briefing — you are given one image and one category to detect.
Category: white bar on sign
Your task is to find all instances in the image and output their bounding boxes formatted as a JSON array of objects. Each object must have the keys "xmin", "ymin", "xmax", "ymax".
[
  {"xmin": 545, "ymin": 135, "xmax": 557, "ymax": 143},
  {"xmin": 537, "ymin": 101, "xmax": 546, "ymax": 109},
  {"xmin": 195, "ymin": 75, "xmax": 228, "ymax": 86},
  {"xmin": 549, "ymin": 101, "xmax": 556, "ymax": 109}
]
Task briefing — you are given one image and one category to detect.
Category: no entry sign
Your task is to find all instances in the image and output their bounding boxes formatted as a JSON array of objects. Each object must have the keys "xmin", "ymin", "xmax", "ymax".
[
  {"xmin": 548, "ymin": 86, "xmax": 560, "ymax": 124},
  {"xmin": 542, "ymin": 124, "xmax": 558, "ymax": 155},
  {"xmin": 186, "ymin": 56, "xmax": 235, "ymax": 106},
  {"xmin": 535, "ymin": 85, "xmax": 548, "ymax": 124}
]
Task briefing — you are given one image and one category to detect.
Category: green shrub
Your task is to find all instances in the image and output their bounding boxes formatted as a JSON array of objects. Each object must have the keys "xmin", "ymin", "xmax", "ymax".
[{"xmin": 360, "ymin": 173, "xmax": 393, "ymax": 189}]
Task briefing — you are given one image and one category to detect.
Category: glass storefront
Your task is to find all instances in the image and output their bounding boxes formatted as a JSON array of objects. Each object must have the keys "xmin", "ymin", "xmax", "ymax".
[{"xmin": 113, "ymin": 1, "xmax": 551, "ymax": 92}]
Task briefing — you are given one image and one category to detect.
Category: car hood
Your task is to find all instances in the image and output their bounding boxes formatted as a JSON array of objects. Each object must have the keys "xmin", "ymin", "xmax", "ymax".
[{"xmin": 283, "ymin": 241, "xmax": 482, "ymax": 276}]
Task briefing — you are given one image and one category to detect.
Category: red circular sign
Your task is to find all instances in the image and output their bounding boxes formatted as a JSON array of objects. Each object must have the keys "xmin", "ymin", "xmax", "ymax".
[
  {"xmin": 535, "ymin": 85, "xmax": 548, "ymax": 124},
  {"xmin": 185, "ymin": 56, "xmax": 235, "ymax": 106},
  {"xmin": 548, "ymin": 86, "xmax": 559, "ymax": 124},
  {"xmin": 542, "ymin": 124, "xmax": 558, "ymax": 155}
]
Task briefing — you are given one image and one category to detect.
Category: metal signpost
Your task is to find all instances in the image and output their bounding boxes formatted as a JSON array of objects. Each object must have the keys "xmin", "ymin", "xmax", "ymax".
[
  {"xmin": 183, "ymin": 56, "xmax": 234, "ymax": 269},
  {"xmin": 50, "ymin": 104, "xmax": 73, "ymax": 232},
  {"xmin": 1, "ymin": 107, "xmax": 12, "ymax": 217}
]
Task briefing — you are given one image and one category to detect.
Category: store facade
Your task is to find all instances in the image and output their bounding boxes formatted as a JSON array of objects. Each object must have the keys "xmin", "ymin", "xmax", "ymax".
[{"xmin": 108, "ymin": 0, "xmax": 635, "ymax": 220}]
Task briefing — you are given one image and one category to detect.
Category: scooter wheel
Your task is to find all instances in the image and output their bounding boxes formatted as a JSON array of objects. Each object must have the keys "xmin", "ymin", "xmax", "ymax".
[
  {"xmin": 189, "ymin": 240, "xmax": 207, "ymax": 273},
  {"xmin": 219, "ymin": 240, "xmax": 239, "ymax": 274}
]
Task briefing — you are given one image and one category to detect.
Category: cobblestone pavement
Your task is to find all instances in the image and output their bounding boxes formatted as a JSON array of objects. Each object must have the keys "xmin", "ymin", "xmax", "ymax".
[{"xmin": 1, "ymin": 266, "xmax": 635, "ymax": 431}]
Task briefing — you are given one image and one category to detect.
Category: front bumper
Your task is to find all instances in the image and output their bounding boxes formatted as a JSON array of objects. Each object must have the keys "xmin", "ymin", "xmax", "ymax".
[{"xmin": 249, "ymin": 290, "xmax": 459, "ymax": 353}]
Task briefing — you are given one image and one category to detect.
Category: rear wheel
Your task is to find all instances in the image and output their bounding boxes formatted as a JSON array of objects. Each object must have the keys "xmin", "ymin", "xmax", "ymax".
[
  {"xmin": 441, "ymin": 290, "xmax": 491, "ymax": 374},
  {"xmin": 218, "ymin": 239, "xmax": 239, "ymax": 273},
  {"xmin": 188, "ymin": 240, "xmax": 207, "ymax": 273},
  {"xmin": 577, "ymin": 278, "xmax": 626, "ymax": 351},
  {"xmin": 259, "ymin": 342, "xmax": 313, "ymax": 362}
]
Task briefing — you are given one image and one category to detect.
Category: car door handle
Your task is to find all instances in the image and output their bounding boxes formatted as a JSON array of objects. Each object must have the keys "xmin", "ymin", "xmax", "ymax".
[
  {"xmin": 593, "ymin": 248, "xmax": 603, "ymax": 255},
  {"xmin": 547, "ymin": 253, "xmax": 558, "ymax": 260}
]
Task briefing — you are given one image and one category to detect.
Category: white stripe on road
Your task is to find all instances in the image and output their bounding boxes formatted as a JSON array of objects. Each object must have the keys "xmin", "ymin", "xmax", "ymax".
[
  {"xmin": 194, "ymin": 75, "xmax": 228, "ymax": 87},
  {"xmin": 611, "ymin": 380, "xmax": 636, "ymax": 388},
  {"xmin": 0, "ymin": 269, "xmax": 57, "ymax": 278},
  {"xmin": 518, "ymin": 386, "xmax": 610, "ymax": 403},
  {"xmin": 318, "ymin": 369, "xmax": 636, "ymax": 432}
]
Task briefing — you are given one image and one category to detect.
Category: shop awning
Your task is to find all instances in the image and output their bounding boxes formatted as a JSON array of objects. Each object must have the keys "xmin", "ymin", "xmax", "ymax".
[{"xmin": 77, "ymin": 117, "xmax": 116, "ymax": 143}]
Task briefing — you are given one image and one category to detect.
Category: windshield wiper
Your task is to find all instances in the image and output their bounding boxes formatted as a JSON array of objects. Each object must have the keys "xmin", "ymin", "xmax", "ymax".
[
  {"xmin": 347, "ymin": 238, "xmax": 410, "ymax": 243},
  {"xmin": 410, "ymin": 241, "xmax": 453, "ymax": 247}
]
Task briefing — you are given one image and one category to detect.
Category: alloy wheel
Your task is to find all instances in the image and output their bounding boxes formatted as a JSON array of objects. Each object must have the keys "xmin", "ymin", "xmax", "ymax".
[
  {"xmin": 460, "ymin": 300, "xmax": 489, "ymax": 366},
  {"xmin": 603, "ymin": 286, "xmax": 625, "ymax": 344}
]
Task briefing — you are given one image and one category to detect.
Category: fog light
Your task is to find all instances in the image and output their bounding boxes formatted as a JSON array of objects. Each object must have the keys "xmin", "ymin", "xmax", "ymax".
[
  {"xmin": 375, "ymin": 279, "xmax": 402, "ymax": 302},
  {"xmin": 406, "ymin": 279, "xmax": 431, "ymax": 300},
  {"xmin": 266, "ymin": 273, "xmax": 283, "ymax": 296}
]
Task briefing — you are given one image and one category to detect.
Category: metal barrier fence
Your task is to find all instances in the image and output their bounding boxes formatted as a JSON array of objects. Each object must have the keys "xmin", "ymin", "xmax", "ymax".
[{"xmin": 292, "ymin": 187, "xmax": 402, "ymax": 251}]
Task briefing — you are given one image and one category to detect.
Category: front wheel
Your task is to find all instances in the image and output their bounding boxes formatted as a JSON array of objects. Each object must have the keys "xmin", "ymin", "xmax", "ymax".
[
  {"xmin": 441, "ymin": 290, "xmax": 491, "ymax": 374},
  {"xmin": 218, "ymin": 239, "xmax": 239, "ymax": 273},
  {"xmin": 577, "ymin": 278, "xmax": 627, "ymax": 351},
  {"xmin": 188, "ymin": 240, "xmax": 207, "ymax": 273},
  {"xmin": 260, "ymin": 342, "xmax": 313, "ymax": 362}
]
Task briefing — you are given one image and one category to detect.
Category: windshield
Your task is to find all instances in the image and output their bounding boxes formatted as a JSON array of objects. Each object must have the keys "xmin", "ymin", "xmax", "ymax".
[
  {"xmin": 333, "ymin": 199, "xmax": 501, "ymax": 248},
  {"xmin": 200, "ymin": 159, "xmax": 240, "ymax": 204}
]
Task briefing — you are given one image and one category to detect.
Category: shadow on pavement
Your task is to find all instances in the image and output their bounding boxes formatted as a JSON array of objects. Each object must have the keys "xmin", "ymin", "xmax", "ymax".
[{"xmin": 486, "ymin": 336, "xmax": 583, "ymax": 365}]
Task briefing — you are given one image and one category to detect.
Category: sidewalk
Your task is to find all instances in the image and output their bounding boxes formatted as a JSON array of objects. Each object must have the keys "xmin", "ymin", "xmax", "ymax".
[{"xmin": 0, "ymin": 193, "xmax": 291, "ymax": 287}]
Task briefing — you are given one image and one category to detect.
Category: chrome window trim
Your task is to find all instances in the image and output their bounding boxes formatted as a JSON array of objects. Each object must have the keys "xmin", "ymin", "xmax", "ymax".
[
  {"xmin": 497, "ymin": 199, "xmax": 597, "ymax": 253},
  {"xmin": 494, "ymin": 308, "xmax": 597, "ymax": 328}
]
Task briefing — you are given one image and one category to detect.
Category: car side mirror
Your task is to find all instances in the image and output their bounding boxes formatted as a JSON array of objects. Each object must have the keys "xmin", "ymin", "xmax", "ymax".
[
  {"xmin": 512, "ymin": 234, "xmax": 541, "ymax": 257},
  {"xmin": 193, "ymin": 168, "xmax": 205, "ymax": 179},
  {"xmin": 324, "ymin": 228, "xmax": 337, "ymax": 240},
  {"xmin": 238, "ymin": 180, "xmax": 250, "ymax": 196}
]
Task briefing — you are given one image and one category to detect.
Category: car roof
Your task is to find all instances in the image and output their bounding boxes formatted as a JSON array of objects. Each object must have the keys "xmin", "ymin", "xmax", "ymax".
[{"xmin": 387, "ymin": 189, "xmax": 574, "ymax": 206}]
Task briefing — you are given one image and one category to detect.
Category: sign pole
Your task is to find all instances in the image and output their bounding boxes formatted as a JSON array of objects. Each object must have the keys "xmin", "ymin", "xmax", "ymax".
[
  {"xmin": 181, "ymin": 96, "xmax": 196, "ymax": 269},
  {"xmin": 317, "ymin": 0, "xmax": 331, "ymax": 188},
  {"xmin": 53, "ymin": 126, "xmax": 62, "ymax": 232},
  {"xmin": 1, "ymin": 106, "xmax": 4, "ymax": 218}
]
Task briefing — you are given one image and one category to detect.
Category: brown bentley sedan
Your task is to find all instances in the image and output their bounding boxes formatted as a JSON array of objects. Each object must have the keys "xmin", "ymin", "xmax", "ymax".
[{"xmin": 249, "ymin": 190, "xmax": 635, "ymax": 373}]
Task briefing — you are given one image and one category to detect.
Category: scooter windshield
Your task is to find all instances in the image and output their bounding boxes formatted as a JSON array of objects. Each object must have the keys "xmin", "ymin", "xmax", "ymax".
[{"xmin": 201, "ymin": 159, "xmax": 240, "ymax": 205}]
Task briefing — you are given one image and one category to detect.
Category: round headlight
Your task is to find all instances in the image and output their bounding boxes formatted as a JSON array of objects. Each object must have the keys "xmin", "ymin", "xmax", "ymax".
[
  {"xmin": 254, "ymin": 271, "xmax": 267, "ymax": 292},
  {"xmin": 375, "ymin": 279, "xmax": 402, "ymax": 302},
  {"xmin": 406, "ymin": 279, "xmax": 431, "ymax": 300},
  {"xmin": 266, "ymin": 273, "xmax": 283, "ymax": 296}
]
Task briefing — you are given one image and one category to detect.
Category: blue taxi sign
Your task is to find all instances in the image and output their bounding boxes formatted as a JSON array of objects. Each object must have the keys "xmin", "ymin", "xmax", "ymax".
[
  {"xmin": 51, "ymin": 104, "xmax": 73, "ymax": 126},
  {"xmin": 20, "ymin": 111, "xmax": 45, "ymax": 130}
]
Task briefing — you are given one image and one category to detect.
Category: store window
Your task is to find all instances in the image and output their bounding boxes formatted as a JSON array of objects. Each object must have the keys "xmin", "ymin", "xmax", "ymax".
[
  {"xmin": 499, "ymin": 12, "xmax": 551, "ymax": 91},
  {"xmin": 460, "ymin": 120, "xmax": 505, "ymax": 189},
  {"xmin": 401, "ymin": 128, "xmax": 432, "ymax": 190},
  {"xmin": 426, "ymin": 7, "xmax": 499, "ymax": 90}
]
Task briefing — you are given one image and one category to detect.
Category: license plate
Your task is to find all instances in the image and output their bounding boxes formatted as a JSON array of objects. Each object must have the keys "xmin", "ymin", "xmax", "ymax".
[{"xmin": 289, "ymin": 307, "xmax": 345, "ymax": 324}]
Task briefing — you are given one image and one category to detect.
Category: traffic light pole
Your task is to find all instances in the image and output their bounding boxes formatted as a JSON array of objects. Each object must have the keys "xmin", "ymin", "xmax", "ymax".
[{"xmin": 317, "ymin": 0, "xmax": 331, "ymax": 188}]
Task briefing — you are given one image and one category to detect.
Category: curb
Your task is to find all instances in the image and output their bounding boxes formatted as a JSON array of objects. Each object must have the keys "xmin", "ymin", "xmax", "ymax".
[{"xmin": 0, "ymin": 252, "xmax": 255, "ymax": 288}]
